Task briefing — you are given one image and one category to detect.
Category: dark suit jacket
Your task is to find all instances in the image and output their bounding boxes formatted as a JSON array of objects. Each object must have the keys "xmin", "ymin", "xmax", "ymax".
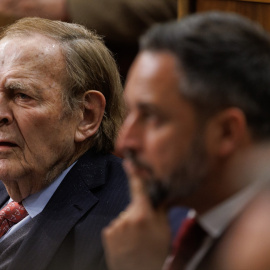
[{"xmin": 0, "ymin": 150, "xmax": 129, "ymax": 270}]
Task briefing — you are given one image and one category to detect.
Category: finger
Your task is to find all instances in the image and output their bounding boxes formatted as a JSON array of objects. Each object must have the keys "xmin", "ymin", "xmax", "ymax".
[{"xmin": 128, "ymin": 175, "xmax": 151, "ymax": 205}]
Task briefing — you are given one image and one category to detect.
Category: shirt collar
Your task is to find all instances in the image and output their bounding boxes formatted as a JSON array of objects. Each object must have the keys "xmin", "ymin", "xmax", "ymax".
[
  {"xmin": 21, "ymin": 162, "xmax": 76, "ymax": 218},
  {"xmin": 198, "ymin": 180, "xmax": 267, "ymax": 238}
]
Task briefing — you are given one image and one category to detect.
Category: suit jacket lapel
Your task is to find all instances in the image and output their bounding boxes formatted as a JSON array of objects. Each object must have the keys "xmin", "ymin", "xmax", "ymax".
[
  {"xmin": 0, "ymin": 181, "xmax": 9, "ymax": 207},
  {"xmin": 7, "ymin": 150, "xmax": 107, "ymax": 270}
]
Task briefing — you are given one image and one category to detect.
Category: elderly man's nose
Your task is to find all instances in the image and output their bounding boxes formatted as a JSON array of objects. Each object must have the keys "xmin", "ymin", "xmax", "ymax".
[{"xmin": 0, "ymin": 98, "xmax": 12, "ymax": 126}]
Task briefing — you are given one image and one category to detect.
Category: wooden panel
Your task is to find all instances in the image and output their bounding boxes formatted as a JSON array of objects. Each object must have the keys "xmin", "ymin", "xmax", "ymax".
[
  {"xmin": 237, "ymin": 0, "xmax": 270, "ymax": 3},
  {"xmin": 177, "ymin": 0, "xmax": 270, "ymax": 17},
  {"xmin": 195, "ymin": 0, "xmax": 270, "ymax": 32},
  {"xmin": 178, "ymin": 0, "xmax": 190, "ymax": 19}
]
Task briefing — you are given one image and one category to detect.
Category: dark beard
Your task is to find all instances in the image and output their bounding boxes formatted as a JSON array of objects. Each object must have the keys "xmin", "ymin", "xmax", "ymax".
[{"xmin": 143, "ymin": 133, "xmax": 209, "ymax": 209}]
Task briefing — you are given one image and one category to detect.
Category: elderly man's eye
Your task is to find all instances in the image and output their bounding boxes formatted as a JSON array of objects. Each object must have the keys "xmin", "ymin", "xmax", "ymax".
[
  {"xmin": 13, "ymin": 92, "xmax": 34, "ymax": 104},
  {"xmin": 16, "ymin": 93, "xmax": 31, "ymax": 100}
]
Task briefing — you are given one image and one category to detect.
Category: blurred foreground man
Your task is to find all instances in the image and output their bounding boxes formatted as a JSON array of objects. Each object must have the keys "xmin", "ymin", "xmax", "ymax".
[
  {"xmin": 0, "ymin": 17, "xmax": 129, "ymax": 270},
  {"xmin": 103, "ymin": 12, "xmax": 270, "ymax": 270}
]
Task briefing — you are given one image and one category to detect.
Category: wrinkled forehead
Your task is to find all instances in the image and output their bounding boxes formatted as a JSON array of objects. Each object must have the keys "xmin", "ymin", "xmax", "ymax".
[
  {"xmin": 0, "ymin": 33, "xmax": 66, "ymax": 81},
  {"xmin": 0, "ymin": 33, "xmax": 64, "ymax": 68}
]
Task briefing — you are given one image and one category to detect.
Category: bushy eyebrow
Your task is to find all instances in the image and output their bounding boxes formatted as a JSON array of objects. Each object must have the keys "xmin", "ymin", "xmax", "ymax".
[{"xmin": 5, "ymin": 81, "xmax": 27, "ymax": 91}]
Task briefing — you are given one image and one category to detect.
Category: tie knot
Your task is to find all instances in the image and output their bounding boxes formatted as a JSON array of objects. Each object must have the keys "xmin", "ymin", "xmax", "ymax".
[{"xmin": 0, "ymin": 201, "xmax": 28, "ymax": 223}]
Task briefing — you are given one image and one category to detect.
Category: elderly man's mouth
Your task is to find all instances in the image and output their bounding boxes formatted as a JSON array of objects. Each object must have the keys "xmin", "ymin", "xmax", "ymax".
[{"xmin": 0, "ymin": 141, "xmax": 18, "ymax": 147}]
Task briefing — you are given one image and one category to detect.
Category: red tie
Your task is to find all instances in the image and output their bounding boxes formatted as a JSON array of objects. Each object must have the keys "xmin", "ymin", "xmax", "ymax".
[
  {"xmin": 167, "ymin": 217, "xmax": 206, "ymax": 270},
  {"xmin": 0, "ymin": 201, "xmax": 28, "ymax": 237}
]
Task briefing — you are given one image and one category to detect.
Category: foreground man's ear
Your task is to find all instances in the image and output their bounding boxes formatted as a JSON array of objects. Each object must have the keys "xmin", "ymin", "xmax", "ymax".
[
  {"xmin": 205, "ymin": 107, "xmax": 251, "ymax": 158},
  {"xmin": 75, "ymin": 90, "xmax": 106, "ymax": 142}
]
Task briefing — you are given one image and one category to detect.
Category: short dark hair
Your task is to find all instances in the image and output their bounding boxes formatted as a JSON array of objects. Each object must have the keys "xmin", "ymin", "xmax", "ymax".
[
  {"xmin": 140, "ymin": 12, "xmax": 270, "ymax": 141},
  {"xmin": 1, "ymin": 17, "xmax": 124, "ymax": 153}
]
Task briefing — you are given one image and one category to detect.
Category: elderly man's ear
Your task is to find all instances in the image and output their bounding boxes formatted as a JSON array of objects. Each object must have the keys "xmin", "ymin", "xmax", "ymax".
[{"xmin": 75, "ymin": 90, "xmax": 106, "ymax": 142}]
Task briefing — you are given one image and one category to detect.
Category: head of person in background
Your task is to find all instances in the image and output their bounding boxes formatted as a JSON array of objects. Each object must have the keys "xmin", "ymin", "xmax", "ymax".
[{"xmin": 0, "ymin": 16, "xmax": 123, "ymax": 201}]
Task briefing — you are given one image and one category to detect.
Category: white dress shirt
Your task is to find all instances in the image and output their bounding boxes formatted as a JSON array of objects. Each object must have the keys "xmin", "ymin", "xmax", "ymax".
[{"xmin": 0, "ymin": 162, "xmax": 76, "ymax": 243}]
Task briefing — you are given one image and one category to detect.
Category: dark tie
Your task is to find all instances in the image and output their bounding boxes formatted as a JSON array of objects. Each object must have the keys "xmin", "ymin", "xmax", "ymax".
[
  {"xmin": 0, "ymin": 201, "xmax": 28, "ymax": 237},
  {"xmin": 167, "ymin": 217, "xmax": 207, "ymax": 270}
]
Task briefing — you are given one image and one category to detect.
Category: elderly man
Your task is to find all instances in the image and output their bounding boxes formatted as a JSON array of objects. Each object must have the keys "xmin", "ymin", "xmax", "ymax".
[
  {"xmin": 103, "ymin": 12, "xmax": 270, "ymax": 270},
  {"xmin": 0, "ymin": 17, "xmax": 129, "ymax": 269}
]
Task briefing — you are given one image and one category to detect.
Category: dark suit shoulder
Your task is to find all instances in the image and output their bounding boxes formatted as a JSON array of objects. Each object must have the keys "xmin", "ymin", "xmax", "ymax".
[{"xmin": 8, "ymin": 150, "xmax": 129, "ymax": 270}]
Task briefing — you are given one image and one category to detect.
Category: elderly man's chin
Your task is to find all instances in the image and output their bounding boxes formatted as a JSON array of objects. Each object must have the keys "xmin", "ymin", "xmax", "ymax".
[{"xmin": 0, "ymin": 160, "xmax": 29, "ymax": 182}]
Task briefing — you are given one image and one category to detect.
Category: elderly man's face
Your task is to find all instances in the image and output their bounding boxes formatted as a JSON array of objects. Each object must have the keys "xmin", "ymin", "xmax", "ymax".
[
  {"xmin": 0, "ymin": 34, "xmax": 80, "ymax": 197},
  {"xmin": 117, "ymin": 51, "xmax": 209, "ymax": 208}
]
